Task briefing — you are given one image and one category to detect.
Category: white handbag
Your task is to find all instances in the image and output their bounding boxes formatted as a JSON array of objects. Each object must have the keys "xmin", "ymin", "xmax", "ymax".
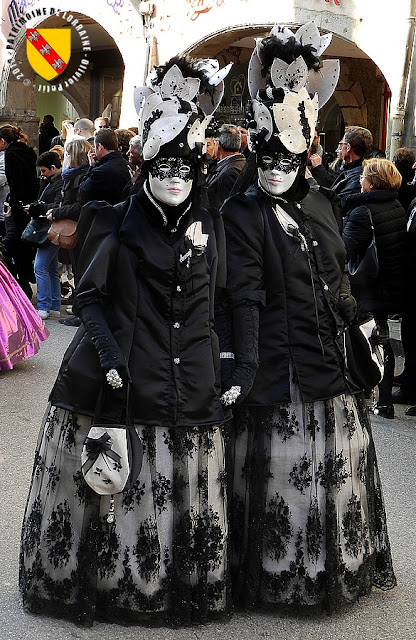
[{"xmin": 81, "ymin": 384, "xmax": 143, "ymax": 496}]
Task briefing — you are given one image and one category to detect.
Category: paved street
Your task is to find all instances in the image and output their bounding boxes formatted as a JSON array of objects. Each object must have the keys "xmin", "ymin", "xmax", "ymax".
[{"xmin": 0, "ymin": 317, "xmax": 415, "ymax": 640}]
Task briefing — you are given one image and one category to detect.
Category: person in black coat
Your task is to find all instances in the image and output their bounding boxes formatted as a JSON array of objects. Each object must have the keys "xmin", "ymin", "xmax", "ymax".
[
  {"xmin": 392, "ymin": 147, "xmax": 416, "ymax": 213},
  {"xmin": 206, "ymin": 123, "xmax": 246, "ymax": 213},
  {"xmin": 310, "ymin": 125, "xmax": 373, "ymax": 208},
  {"xmin": 38, "ymin": 115, "xmax": 60, "ymax": 155},
  {"xmin": 46, "ymin": 137, "xmax": 92, "ymax": 297},
  {"xmin": 0, "ymin": 124, "xmax": 39, "ymax": 299},
  {"xmin": 24, "ymin": 151, "xmax": 63, "ymax": 318},
  {"xmin": 343, "ymin": 158, "xmax": 407, "ymax": 418},
  {"xmin": 391, "ymin": 197, "xmax": 416, "ymax": 411},
  {"xmin": 78, "ymin": 128, "xmax": 130, "ymax": 205},
  {"xmin": 47, "ymin": 139, "xmax": 92, "ymax": 224},
  {"xmin": 221, "ymin": 23, "xmax": 395, "ymax": 614},
  {"xmin": 20, "ymin": 55, "xmax": 232, "ymax": 626},
  {"xmin": 119, "ymin": 135, "xmax": 144, "ymax": 200}
]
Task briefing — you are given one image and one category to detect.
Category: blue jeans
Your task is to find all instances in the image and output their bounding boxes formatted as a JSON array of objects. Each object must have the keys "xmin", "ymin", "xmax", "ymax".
[{"xmin": 34, "ymin": 242, "xmax": 61, "ymax": 311}]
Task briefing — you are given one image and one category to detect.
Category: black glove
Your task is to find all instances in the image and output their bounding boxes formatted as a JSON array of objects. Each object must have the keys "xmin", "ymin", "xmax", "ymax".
[
  {"xmin": 338, "ymin": 294, "xmax": 357, "ymax": 324},
  {"xmin": 337, "ymin": 271, "xmax": 357, "ymax": 324},
  {"xmin": 78, "ymin": 303, "xmax": 130, "ymax": 383},
  {"xmin": 221, "ymin": 304, "xmax": 259, "ymax": 404}
]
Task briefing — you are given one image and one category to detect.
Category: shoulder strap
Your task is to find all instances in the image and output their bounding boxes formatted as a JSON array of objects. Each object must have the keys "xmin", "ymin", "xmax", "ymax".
[{"xmin": 364, "ymin": 206, "xmax": 376, "ymax": 243}]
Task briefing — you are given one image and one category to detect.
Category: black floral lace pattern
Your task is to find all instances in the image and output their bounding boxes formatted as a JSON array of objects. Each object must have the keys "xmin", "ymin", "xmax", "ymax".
[
  {"xmin": 44, "ymin": 500, "xmax": 73, "ymax": 568},
  {"xmin": 20, "ymin": 407, "xmax": 229, "ymax": 626},
  {"xmin": 230, "ymin": 387, "xmax": 396, "ymax": 612},
  {"xmin": 289, "ymin": 454, "xmax": 312, "ymax": 494}
]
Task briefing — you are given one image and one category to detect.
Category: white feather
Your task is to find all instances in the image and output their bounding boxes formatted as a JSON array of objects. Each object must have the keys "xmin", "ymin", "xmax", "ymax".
[
  {"xmin": 307, "ymin": 60, "xmax": 340, "ymax": 108},
  {"xmin": 160, "ymin": 65, "xmax": 200, "ymax": 102}
]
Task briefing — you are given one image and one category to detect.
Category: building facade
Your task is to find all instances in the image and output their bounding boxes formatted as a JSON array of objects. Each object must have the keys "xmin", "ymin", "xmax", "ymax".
[{"xmin": 1, "ymin": 0, "xmax": 415, "ymax": 156}]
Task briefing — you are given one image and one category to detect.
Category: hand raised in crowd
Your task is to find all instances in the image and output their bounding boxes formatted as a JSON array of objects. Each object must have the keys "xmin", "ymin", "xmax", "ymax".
[
  {"xmin": 63, "ymin": 121, "xmax": 75, "ymax": 143},
  {"xmin": 87, "ymin": 149, "xmax": 97, "ymax": 167},
  {"xmin": 309, "ymin": 153, "xmax": 322, "ymax": 168}
]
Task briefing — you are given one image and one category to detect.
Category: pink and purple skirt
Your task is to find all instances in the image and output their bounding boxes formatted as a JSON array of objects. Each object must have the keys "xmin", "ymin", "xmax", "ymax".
[{"xmin": 0, "ymin": 260, "xmax": 49, "ymax": 371}]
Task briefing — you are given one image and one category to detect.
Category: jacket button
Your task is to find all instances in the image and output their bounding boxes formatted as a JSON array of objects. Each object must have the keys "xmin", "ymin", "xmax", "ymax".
[
  {"xmin": 177, "ymin": 285, "xmax": 181, "ymax": 292},
  {"xmin": 173, "ymin": 322, "xmax": 180, "ymax": 329},
  {"xmin": 174, "ymin": 357, "xmax": 180, "ymax": 364},
  {"xmin": 324, "ymin": 285, "xmax": 329, "ymax": 290},
  {"xmin": 312, "ymin": 240, "xmax": 318, "ymax": 246}
]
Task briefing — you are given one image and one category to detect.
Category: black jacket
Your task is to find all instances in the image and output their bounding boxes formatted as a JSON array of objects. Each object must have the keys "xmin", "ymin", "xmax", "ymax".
[
  {"xmin": 330, "ymin": 159, "xmax": 364, "ymax": 209},
  {"xmin": 26, "ymin": 171, "xmax": 63, "ymax": 243},
  {"xmin": 50, "ymin": 165, "xmax": 89, "ymax": 221},
  {"xmin": 222, "ymin": 183, "xmax": 348, "ymax": 405},
  {"xmin": 31, "ymin": 170, "xmax": 63, "ymax": 216},
  {"xmin": 78, "ymin": 151, "xmax": 130, "ymax": 205},
  {"xmin": 120, "ymin": 170, "xmax": 145, "ymax": 201},
  {"xmin": 4, "ymin": 141, "xmax": 38, "ymax": 214},
  {"xmin": 2, "ymin": 141, "xmax": 39, "ymax": 254},
  {"xmin": 312, "ymin": 158, "xmax": 363, "ymax": 209},
  {"xmin": 207, "ymin": 153, "xmax": 246, "ymax": 212},
  {"xmin": 343, "ymin": 189, "xmax": 407, "ymax": 316},
  {"xmin": 39, "ymin": 122, "xmax": 60, "ymax": 154},
  {"xmin": 396, "ymin": 165, "xmax": 416, "ymax": 213},
  {"xmin": 404, "ymin": 199, "xmax": 416, "ymax": 313},
  {"xmin": 49, "ymin": 187, "xmax": 228, "ymax": 427}
]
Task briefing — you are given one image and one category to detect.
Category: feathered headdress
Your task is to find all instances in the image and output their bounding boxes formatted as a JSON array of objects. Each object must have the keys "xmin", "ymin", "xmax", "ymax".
[
  {"xmin": 247, "ymin": 22, "xmax": 340, "ymax": 155},
  {"xmin": 134, "ymin": 56, "xmax": 232, "ymax": 162}
]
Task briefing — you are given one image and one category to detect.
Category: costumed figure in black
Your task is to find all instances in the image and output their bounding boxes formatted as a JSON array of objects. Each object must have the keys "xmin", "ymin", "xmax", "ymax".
[
  {"xmin": 220, "ymin": 22, "xmax": 396, "ymax": 612},
  {"xmin": 20, "ymin": 56, "xmax": 233, "ymax": 626}
]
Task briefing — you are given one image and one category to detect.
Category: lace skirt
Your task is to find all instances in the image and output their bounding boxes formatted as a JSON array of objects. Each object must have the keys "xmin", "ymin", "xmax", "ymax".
[
  {"xmin": 229, "ymin": 388, "xmax": 396, "ymax": 613},
  {"xmin": 20, "ymin": 406, "xmax": 230, "ymax": 626},
  {"xmin": 0, "ymin": 260, "xmax": 48, "ymax": 371}
]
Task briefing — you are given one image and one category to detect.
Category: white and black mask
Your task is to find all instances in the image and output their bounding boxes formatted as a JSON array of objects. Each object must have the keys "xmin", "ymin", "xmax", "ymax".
[
  {"xmin": 257, "ymin": 151, "xmax": 301, "ymax": 196},
  {"xmin": 148, "ymin": 157, "xmax": 194, "ymax": 206}
]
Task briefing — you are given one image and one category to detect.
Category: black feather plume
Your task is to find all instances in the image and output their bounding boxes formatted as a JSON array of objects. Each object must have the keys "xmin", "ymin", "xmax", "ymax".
[
  {"xmin": 258, "ymin": 35, "xmax": 320, "ymax": 73},
  {"xmin": 152, "ymin": 56, "xmax": 215, "ymax": 99}
]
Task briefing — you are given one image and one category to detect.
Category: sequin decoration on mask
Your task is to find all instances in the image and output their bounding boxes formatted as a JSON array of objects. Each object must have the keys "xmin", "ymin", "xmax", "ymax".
[
  {"xmin": 258, "ymin": 152, "xmax": 302, "ymax": 174},
  {"xmin": 149, "ymin": 157, "xmax": 195, "ymax": 182}
]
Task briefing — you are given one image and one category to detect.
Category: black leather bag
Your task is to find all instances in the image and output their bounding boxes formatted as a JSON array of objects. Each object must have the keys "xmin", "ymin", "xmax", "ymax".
[
  {"xmin": 344, "ymin": 320, "xmax": 384, "ymax": 391},
  {"xmin": 21, "ymin": 218, "xmax": 50, "ymax": 246},
  {"xmin": 348, "ymin": 207, "xmax": 379, "ymax": 286}
]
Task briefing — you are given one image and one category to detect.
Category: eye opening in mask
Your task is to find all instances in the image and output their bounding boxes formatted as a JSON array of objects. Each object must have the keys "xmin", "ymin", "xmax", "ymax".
[
  {"xmin": 150, "ymin": 157, "xmax": 194, "ymax": 182},
  {"xmin": 259, "ymin": 152, "xmax": 301, "ymax": 174},
  {"xmin": 157, "ymin": 163, "xmax": 191, "ymax": 177}
]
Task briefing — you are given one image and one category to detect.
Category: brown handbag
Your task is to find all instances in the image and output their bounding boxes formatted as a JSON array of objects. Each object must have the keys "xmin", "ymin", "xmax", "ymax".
[{"xmin": 48, "ymin": 219, "xmax": 78, "ymax": 250}]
